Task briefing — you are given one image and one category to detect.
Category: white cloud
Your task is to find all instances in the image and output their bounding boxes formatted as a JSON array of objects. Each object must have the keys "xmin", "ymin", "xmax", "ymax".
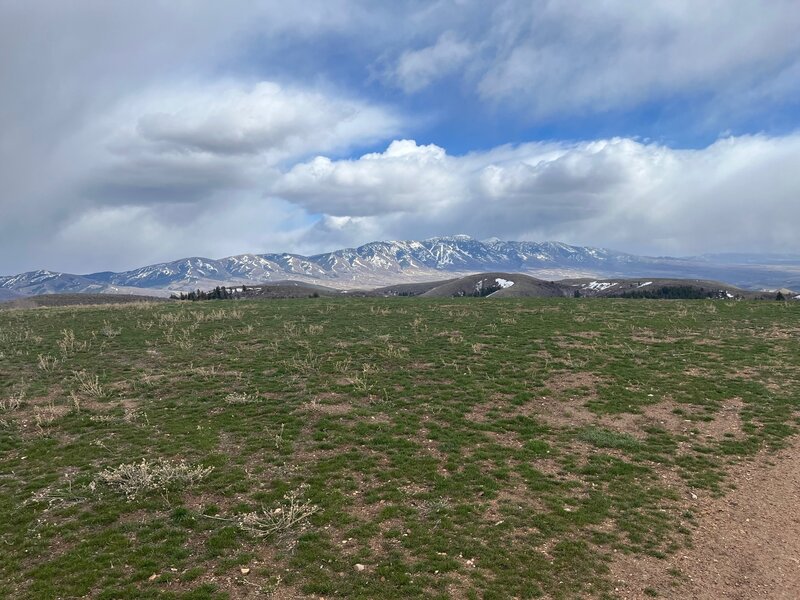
[
  {"xmin": 82, "ymin": 81, "xmax": 402, "ymax": 205},
  {"xmin": 485, "ymin": 1, "xmax": 800, "ymax": 116},
  {"xmin": 127, "ymin": 82, "xmax": 400, "ymax": 158},
  {"xmin": 2, "ymin": 1, "xmax": 800, "ymax": 275},
  {"xmin": 392, "ymin": 31, "xmax": 473, "ymax": 92},
  {"xmin": 381, "ymin": 0, "xmax": 800, "ymax": 119},
  {"xmin": 0, "ymin": 78, "xmax": 403, "ymax": 272},
  {"xmin": 35, "ymin": 195, "xmax": 312, "ymax": 275},
  {"xmin": 274, "ymin": 134, "xmax": 800, "ymax": 256},
  {"xmin": 0, "ymin": 1, "xmax": 401, "ymax": 273},
  {"xmin": 274, "ymin": 140, "xmax": 463, "ymax": 216}
]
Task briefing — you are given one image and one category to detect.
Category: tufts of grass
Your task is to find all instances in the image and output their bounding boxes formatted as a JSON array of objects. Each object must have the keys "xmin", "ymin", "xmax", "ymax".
[
  {"xmin": 579, "ymin": 426, "xmax": 643, "ymax": 451},
  {"xmin": 0, "ymin": 297, "xmax": 797, "ymax": 598}
]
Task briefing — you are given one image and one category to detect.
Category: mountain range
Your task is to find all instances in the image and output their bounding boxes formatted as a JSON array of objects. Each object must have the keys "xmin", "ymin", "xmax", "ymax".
[{"xmin": 2, "ymin": 236, "xmax": 799, "ymax": 298}]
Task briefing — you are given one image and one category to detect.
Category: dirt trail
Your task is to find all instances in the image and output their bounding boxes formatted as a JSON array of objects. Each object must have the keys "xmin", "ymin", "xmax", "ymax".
[{"xmin": 611, "ymin": 439, "xmax": 800, "ymax": 599}]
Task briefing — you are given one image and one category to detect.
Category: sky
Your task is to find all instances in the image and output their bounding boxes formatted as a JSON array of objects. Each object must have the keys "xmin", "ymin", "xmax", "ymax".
[{"xmin": 2, "ymin": 0, "xmax": 800, "ymax": 275}]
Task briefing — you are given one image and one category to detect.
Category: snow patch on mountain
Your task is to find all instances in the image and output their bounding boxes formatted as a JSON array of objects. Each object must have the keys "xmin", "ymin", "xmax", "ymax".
[
  {"xmin": 584, "ymin": 281, "xmax": 617, "ymax": 291},
  {"xmin": 4, "ymin": 235, "xmax": 797, "ymax": 297}
]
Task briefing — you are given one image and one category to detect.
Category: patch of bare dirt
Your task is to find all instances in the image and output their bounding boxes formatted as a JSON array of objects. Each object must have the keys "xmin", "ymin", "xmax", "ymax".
[
  {"xmin": 479, "ymin": 388, "xmax": 746, "ymax": 456},
  {"xmin": 627, "ymin": 398, "xmax": 746, "ymax": 443},
  {"xmin": 573, "ymin": 331, "xmax": 603, "ymax": 340},
  {"xmin": 408, "ymin": 361, "xmax": 435, "ymax": 370},
  {"xmin": 412, "ymin": 428, "xmax": 450, "ymax": 471},
  {"xmin": 522, "ymin": 370, "xmax": 604, "ymax": 430},
  {"xmin": 526, "ymin": 395, "xmax": 598, "ymax": 429},
  {"xmin": 756, "ymin": 325, "xmax": 800, "ymax": 340},
  {"xmin": 464, "ymin": 392, "xmax": 515, "ymax": 423},
  {"xmin": 727, "ymin": 366, "xmax": 765, "ymax": 383},
  {"xmin": 629, "ymin": 328, "xmax": 681, "ymax": 344},
  {"xmin": 80, "ymin": 396, "xmax": 141, "ymax": 412},
  {"xmin": 610, "ymin": 437, "xmax": 800, "ymax": 599},
  {"xmin": 482, "ymin": 480, "xmax": 548, "ymax": 523},
  {"xmin": 545, "ymin": 371, "xmax": 603, "ymax": 395},
  {"xmin": 216, "ymin": 431, "xmax": 244, "ymax": 454},
  {"xmin": 636, "ymin": 401, "xmax": 688, "ymax": 431},
  {"xmin": 554, "ymin": 339, "xmax": 596, "ymax": 350},
  {"xmin": 481, "ymin": 429, "xmax": 525, "ymax": 449},
  {"xmin": 366, "ymin": 412, "xmax": 392, "ymax": 424},
  {"xmin": 301, "ymin": 392, "xmax": 352, "ymax": 416},
  {"xmin": 684, "ymin": 367, "xmax": 712, "ymax": 377},
  {"xmin": 696, "ymin": 398, "xmax": 746, "ymax": 440},
  {"xmin": 726, "ymin": 367, "xmax": 784, "ymax": 393}
]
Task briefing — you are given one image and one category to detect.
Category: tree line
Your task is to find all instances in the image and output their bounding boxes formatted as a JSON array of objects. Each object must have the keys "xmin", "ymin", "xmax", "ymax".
[{"xmin": 170, "ymin": 286, "xmax": 246, "ymax": 301}]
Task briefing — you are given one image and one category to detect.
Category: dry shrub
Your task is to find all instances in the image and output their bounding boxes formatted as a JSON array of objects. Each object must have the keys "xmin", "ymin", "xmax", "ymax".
[
  {"xmin": 58, "ymin": 329, "xmax": 90, "ymax": 355},
  {"xmin": 100, "ymin": 321, "xmax": 122, "ymax": 338},
  {"xmin": 73, "ymin": 370, "xmax": 107, "ymax": 398},
  {"xmin": 95, "ymin": 458, "xmax": 213, "ymax": 502},
  {"xmin": 37, "ymin": 354, "xmax": 59, "ymax": 371},
  {"xmin": 0, "ymin": 390, "xmax": 24, "ymax": 411},
  {"xmin": 224, "ymin": 392, "xmax": 259, "ymax": 405},
  {"xmin": 236, "ymin": 486, "xmax": 318, "ymax": 538}
]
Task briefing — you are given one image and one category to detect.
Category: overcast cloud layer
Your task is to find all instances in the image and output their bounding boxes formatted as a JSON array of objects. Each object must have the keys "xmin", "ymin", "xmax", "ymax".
[{"xmin": 2, "ymin": 1, "xmax": 800, "ymax": 274}]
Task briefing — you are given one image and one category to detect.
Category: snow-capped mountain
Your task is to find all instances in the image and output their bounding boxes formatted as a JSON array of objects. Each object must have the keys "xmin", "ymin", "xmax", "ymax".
[
  {"xmin": 79, "ymin": 236, "xmax": 635, "ymax": 291},
  {"xmin": 0, "ymin": 270, "xmax": 107, "ymax": 296},
  {"xmin": 2, "ymin": 236, "xmax": 799, "ymax": 297}
]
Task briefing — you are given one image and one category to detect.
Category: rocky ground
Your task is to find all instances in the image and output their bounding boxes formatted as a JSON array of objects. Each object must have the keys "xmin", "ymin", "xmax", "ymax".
[{"xmin": 612, "ymin": 438, "xmax": 800, "ymax": 599}]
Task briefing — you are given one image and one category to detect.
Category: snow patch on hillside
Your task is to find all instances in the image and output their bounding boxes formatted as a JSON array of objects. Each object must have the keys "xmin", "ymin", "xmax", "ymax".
[{"xmin": 585, "ymin": 281, "xmax": 617, "ymax": 291}]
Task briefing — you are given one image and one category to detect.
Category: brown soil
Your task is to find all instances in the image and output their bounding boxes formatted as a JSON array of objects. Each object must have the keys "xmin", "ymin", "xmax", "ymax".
[
  {"xmin": 545, "ymin": 370, "xmax": 603, "ymax": 394},
  {"xmin": 610, "ymin": 438, "xmax": 800, "ymax": 599},
  {"xmin": 628, "ymin": 397, "xmax": 747, "ymax": 443},
  {"xmin": 464, "ymin": 392, "xmax": 516, "ymax": 423},
  {"xmin": 301, "ymin": 392, "xmax": 352, "ymax": 415}
]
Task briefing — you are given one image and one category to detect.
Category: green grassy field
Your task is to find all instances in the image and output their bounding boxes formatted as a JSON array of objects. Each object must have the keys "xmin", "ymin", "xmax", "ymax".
[{"xmin": 1, "ymin": 298, "xmax": 798, "ymax": 599}]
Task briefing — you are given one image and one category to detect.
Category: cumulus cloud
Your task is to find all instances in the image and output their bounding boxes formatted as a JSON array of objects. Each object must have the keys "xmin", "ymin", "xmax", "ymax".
[
  {"xmin": 274, "ymin": 134, "xmax": 800, "ymax": 256},
  {"xmin": 275, "ymin": 140, "xmax": 462, "ymax": 216}
]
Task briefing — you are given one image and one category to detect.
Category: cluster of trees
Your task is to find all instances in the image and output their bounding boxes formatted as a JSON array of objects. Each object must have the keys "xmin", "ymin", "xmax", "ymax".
[
  {"xmin": 472, "ymin": 283, "xmax": 504, "ymax": 297},
  {"xmin": 452, "ymin": 282, "xmax": 504, "ymax": 297},
  {"xmin": 619, "ymin": 286, "xmax": 739, "ymax": 300},
  {"xmin": 170, "ymin": 285, "xmax": 323, "ymax": 301},
  {"xmin": 171, "ymin": 285, "xmax": 246, "ymax": 301}
]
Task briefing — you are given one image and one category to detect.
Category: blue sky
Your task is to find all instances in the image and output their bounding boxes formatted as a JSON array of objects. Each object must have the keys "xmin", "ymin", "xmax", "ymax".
[
  {"xmin": 243, "ymin": 29, "xmax": 799, "ymax": 154},
  {"xmin": 2, "ymin": 1, "xmax": 800, "ymax": 274}
]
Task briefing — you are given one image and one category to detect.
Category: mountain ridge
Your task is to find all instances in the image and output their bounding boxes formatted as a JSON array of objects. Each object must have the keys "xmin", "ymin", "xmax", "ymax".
[{"xmin": 2, "ymin": 236, "xmax": 799, "ymax": 298}]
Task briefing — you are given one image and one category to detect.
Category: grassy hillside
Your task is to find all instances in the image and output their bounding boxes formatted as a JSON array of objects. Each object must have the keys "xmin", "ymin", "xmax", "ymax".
[
  {"xmin": 0, "ymin": 293, "xmax": 169, "ymax": 309},
  {"xmin": 369, "ymin": 279, "xmax": 460, "ymax": 297},
  {"xmin": 421, "ymin": 273, "xmax": 566, "ymax": 298},
  {"xmin": 1, "ymin": 298, "xmax": 798, "ymax": 599},
  {"xmin": 230, "ymin": 282, "xmax": 342, "ymax": 300},
  {"xmin": 561, "ymin": 278, "xmax": 779, "ymax": 300}
]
